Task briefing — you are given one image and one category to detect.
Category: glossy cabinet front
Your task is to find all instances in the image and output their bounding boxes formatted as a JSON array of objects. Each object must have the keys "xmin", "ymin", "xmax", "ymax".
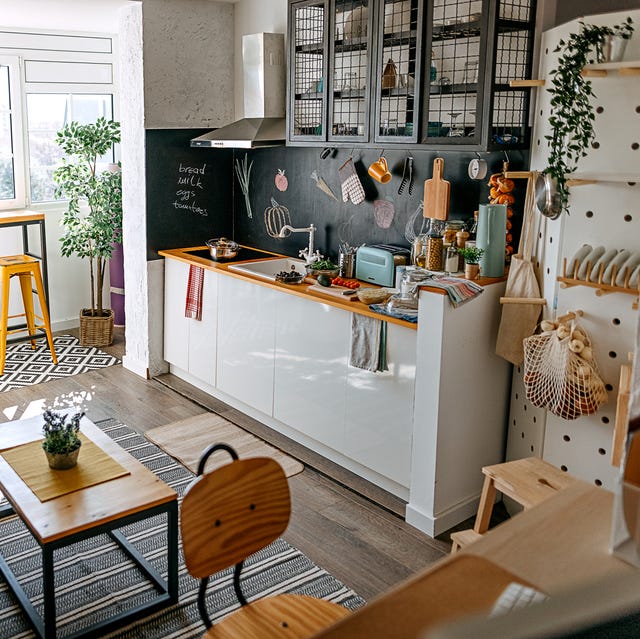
[
  {"xmin": 344, "ymin": 322, "xmax": 415, "ymax": 486},
  {"xmin": 216, "ymin": 276, "xmax": 277, "ymax": 416},
  {"xmin": 163, "ymin": 259, "xmax": 217, "ymax": 387},
  {"xmin": 164, "ymin": 257, "xmax": 416, "ymax": 491},
  {"xmin": 274, "ymin": 294, "xmax": 350, "ymax": 449}
]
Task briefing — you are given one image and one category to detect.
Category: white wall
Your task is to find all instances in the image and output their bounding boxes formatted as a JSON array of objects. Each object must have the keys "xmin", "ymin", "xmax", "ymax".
[
  {"xmin": 0, "ymin": 0, "xmax": 132, "ymax": 32},
  {"xmin": 142, "ymin": 0, "xmax": 234, "ymax": 128}
]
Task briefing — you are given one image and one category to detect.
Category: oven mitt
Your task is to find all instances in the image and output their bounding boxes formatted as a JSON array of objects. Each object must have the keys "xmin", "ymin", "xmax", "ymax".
[{"xmin": 338, "ymin": 157, "xmax": 365, "ymax": 205}]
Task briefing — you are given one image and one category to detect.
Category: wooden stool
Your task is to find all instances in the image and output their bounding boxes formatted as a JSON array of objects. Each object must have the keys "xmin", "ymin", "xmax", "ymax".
[
  {"xmin": 450, "ymin": 457, "xmax": 577, "ymax": 553},
  {"xmin": 0, "ymin": 255, "xmax": 57, "ymax": 375}
]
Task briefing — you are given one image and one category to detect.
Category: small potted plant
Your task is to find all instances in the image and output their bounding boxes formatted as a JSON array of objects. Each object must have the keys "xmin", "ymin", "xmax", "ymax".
[
  {"xmin": 42, "ymin": 410, "xmax": 84, "ymax": 470},
  {"xmin": 458, "ymin": 246, "xmax": 485, "ymax": 280}
]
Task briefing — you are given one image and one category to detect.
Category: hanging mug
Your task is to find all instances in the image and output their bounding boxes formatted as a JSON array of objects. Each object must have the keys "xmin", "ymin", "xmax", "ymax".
[{"xmin": 368, "ymin": 156, "xmax": 392, "ymax": 184}]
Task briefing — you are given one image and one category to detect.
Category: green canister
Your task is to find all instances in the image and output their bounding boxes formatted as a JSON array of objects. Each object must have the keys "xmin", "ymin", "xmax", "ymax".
[{"xmin": 476, "ymin": 204, "xmax": 507, "ymax": 277}]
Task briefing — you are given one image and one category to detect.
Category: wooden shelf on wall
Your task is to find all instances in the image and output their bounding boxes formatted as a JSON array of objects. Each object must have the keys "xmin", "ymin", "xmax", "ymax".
[
  {"xmin": 582, "ymin": 60, "xmax": 640, "ymax": 77},
  {"xmin": 558, "ymin": 259, "xmax": 640, "ymax": 309},
  {"xmin": 508, "ymin": 79, "xmax": 545, "ymax": 87},
  {"xmin": 565, "ymin": 172, "xmax": 640, "ymax": 186}
]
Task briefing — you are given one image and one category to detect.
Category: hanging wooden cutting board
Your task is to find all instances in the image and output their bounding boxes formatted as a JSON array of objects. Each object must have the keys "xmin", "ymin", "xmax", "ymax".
[{"xmin": 423, "ymin": 157, "xmax": 450, "ymax": 220}]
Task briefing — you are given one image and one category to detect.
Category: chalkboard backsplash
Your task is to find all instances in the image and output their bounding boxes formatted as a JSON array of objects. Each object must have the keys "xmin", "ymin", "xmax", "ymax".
[{"xmin": 147, "ymin": 129, "xmax": 528, "ymax": 263}]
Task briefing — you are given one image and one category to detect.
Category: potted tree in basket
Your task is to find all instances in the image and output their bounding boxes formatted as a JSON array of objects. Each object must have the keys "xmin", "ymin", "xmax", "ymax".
[
  {"xmin": 53, "ymin": 117, "xmax": 122, "ymax": 346},
  {"xmin": 42, "ymin": 409, "xmax": 84, "ymax": 470},
  {"xmin": 458, "ymin": 246, "xmax": 485, "ymax": 280}
]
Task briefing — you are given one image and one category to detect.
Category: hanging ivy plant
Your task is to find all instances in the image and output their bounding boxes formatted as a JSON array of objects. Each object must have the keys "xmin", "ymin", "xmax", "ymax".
[{"xmin": 545, "ymin": 17, "xmax": 634, "ymax": 213}]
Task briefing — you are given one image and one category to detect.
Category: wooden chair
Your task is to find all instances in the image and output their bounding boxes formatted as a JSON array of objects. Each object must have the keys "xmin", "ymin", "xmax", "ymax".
[
  {"xmin": 180, "ymin": 443, "xmax": 350, "ymax": 639},
  {"xmin": 450, "ymin": 457, "xmax": 578, "ymax": 553}
]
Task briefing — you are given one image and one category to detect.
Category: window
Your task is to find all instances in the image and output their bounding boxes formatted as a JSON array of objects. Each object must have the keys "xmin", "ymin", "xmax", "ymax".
[
  {"xmin": 0, "ymin": 30, "xmax": 116, "ymax": 210},
  {"xmin": 27, "ymin": 93, "xmax": 113, "ymax": 202},
  {"xmin": 0, "ymin": 56, "xmax": 25, "ymax": 208}
]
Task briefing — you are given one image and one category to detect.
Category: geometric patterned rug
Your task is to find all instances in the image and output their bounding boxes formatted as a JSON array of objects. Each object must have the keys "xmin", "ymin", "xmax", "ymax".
[
  {"xmin": 0, "ymin": 334, "xmax": 119, "ymax": 392},
  {"xmin": 0, "ymin": 418, "xmax": 365, "ymax": 638}
]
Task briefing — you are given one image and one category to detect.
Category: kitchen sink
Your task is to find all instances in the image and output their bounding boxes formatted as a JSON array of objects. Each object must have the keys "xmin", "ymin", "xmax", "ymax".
[{"xmin": 227, "ymin": 258, "xmax": 307, "ymax": 282}]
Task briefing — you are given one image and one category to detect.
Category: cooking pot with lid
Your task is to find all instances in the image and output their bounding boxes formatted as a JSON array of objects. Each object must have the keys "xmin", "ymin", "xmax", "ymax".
[{"xmin": 205, "ymin": 238, "xmax": 239, "ymax": 260}]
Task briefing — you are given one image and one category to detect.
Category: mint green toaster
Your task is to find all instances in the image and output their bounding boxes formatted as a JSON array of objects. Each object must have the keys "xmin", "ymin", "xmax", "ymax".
[{"xmin": 355, "ymin": 247, "xmax": 395, "ymax": 287}]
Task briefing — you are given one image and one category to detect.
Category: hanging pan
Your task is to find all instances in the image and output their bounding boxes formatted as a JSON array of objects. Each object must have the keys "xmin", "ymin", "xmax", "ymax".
[{"xmin": 534, "ymin": 173, "xmax": 562, "ymax": 220}]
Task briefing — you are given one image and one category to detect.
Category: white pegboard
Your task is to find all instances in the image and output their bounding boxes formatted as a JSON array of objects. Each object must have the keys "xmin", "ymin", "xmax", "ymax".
[{"xmin": 505, "ymin": 10, "xmax": 640, "ymax": 491}]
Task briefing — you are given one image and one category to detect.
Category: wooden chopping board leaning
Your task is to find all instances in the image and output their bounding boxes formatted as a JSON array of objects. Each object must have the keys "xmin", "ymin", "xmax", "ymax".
[{"xmin": 423, "ymin": 157, "xmax": 450, "ymax": 220}]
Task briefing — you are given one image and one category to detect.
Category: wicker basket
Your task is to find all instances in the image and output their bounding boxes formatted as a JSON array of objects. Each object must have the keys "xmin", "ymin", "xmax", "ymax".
[{"xmin": 79, "ymin": 309, "xmax": 114, "ymax": 347}]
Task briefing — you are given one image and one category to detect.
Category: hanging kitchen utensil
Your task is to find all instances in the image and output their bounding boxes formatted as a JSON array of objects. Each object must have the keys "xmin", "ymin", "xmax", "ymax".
[
  {"xmin": 423, "ymin": 157, "xmax": 450, "ymax": 220},
  {"xmin": 264, "ymin": 197, "xmax": 292, "ymax": 238},
  {"xmin": 398, "ymin": 155, "xmax": 414, "ymax": 195},
  {"xmin": 535, "ymin": 173, "xmax": 562, "ymax": 219}
]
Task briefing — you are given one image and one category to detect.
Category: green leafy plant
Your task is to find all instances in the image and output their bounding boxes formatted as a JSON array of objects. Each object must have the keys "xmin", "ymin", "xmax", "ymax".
[
  {"xmin": 53, "ymin": 117, "xmax": 122, "ymax": 317},
  {"xmin": 545, "ymin": 18, "xmax": 634, "ymax": 213},
  {"xmin": 309, "ymin": 258, "xmax": 338, "ymax": 270},
  {"xmin": 42, "ymin": 410, "xmax": 83, "ymax": 455},
  {"xmin": 457, "ymin": 246, "xmax": 484, "ymax": 265}
]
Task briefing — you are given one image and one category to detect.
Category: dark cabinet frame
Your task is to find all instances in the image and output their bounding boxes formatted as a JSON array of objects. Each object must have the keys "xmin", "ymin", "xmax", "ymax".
[{"xmin": 287, "ymin": 0, "xmax": 536, "ymax": 151}]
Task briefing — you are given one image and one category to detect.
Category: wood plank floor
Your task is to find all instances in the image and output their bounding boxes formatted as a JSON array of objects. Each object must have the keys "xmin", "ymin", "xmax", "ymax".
[{"xmin": 0, "ymin": 328, "xmax": 507, "ymax": 602}]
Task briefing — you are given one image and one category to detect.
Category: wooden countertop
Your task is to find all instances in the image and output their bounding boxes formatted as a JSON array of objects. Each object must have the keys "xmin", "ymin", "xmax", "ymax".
[
  {"xmin": 159, "ymin": 246, "xmax": 418, "ymax": 330},
  {"xmin": 160, "ymin": 246, "xmax": 506, "ymax": 331},
  {"xmin": 310, "ymin": 481, "xmax": 636, "ymax": 639}
]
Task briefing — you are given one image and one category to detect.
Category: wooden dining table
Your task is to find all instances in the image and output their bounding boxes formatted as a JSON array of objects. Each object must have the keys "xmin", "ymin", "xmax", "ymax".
[{"xmin": 0, "ymin": 414, "xmax": 178, "ymax": 639}]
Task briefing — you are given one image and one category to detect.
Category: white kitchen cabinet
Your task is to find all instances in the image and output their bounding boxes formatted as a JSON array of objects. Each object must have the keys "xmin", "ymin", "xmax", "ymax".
[
  {"xmin": 274, "ymin": 294, "xmax": 350, "ymax": 450},
  {"xmin": 216, "ymin": 275, "xmax": 277, "ymax": 415},
  {"xmin": 406, "ymin": 281, "xmax": 510, "ymax": 536},
  {"xmin": 163, "ymin": 258, "xmax": 217, "ymax": 386},
  {"xmin": 344, "ymin": 323, "xmax": 416, "ymax": 488}
]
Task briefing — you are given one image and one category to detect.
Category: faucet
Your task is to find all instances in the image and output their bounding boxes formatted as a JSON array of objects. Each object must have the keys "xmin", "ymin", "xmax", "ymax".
[{"xmin": 277, "ymin": 224, "xmax": 323, "ymax": 265}]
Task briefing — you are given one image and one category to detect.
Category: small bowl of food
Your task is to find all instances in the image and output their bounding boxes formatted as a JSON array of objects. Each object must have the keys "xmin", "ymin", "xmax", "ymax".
[
  {"xmin": 306, "ymin": 259, "xmax": 339, "ymax": 280},
  {"xmin": 356, "ymin": 287, "xmax": 394, "ymax": 305},
  {"xmin": 275, "ymin": 266, "xmax": 306, "ymax": 284}
]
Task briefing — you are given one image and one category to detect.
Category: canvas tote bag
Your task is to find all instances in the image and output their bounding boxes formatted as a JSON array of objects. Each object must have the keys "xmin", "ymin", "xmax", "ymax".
[{"xmin": 495, "ymin": 173, "xmax": 544, "ymax": 365}]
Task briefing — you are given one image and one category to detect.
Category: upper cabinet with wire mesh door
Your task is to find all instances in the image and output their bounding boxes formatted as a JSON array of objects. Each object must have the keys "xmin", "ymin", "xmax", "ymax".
[
  {"xmin": 287, "ymin": 0, "xmax": 376, "ymax": 144},
  {"xmin": 373, "ymin": 0, "xmax": 424, "ymax": 144},
  {"xmin": 287, "ymin": 0, "xmax": 536, "ymax": 150},
  {"xmin": 288, "ymin": 0, "xmax": 329, "ymax": 142},
  {"xmin": 422, "ymin": 0, "xmax": 535, "ymax": 149}
]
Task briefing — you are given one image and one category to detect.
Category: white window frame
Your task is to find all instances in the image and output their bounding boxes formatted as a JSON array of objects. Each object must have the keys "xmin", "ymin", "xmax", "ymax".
[
  {"xmin": 0, "ymin": 28, "xmax": 117, "ymax": 211},
  {"xmin": 0, "ymin": 54, "xmax": 26, "ymax": 210}
]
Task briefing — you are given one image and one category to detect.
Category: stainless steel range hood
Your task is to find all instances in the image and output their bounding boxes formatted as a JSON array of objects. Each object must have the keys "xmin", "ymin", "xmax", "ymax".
[{"xmin": 191, "ymin": 33, "xmax": 285, "ymax": 149}]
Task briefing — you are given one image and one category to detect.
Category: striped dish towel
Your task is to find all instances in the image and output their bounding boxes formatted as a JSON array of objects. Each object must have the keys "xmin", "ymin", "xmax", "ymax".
[
  {"xmin": 424, "ymin": 276, "xmax": 484, "ymax": 307},
  {"xmin": 185, "ymin": 265, "xmax": 204, "ymax": 320}
]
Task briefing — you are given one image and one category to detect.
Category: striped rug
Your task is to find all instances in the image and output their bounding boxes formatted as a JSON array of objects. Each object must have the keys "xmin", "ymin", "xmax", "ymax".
[{"xmin": 0, "ymin": 419, "xmax": 365, "ymax": 638}]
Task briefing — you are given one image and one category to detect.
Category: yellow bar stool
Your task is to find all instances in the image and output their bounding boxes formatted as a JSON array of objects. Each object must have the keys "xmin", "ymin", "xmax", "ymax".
[{"xmin": 0, "ymin": 255, "xmax": 57, "ymax": 375}]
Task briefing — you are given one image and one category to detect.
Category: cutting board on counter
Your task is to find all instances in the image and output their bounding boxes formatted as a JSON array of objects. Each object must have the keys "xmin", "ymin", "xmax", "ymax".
[
  {"xmin": 423, "ymin": 157, "xmax": 450, "ymax": 220},
  {"xmin": 307, "ymin": 283, "xmax": 359, "ymax": 301}
]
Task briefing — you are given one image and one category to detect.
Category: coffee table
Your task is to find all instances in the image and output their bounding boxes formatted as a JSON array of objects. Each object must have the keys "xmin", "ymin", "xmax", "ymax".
[{"xmin": 0, "ymin": 414, "xmax": 178, "ymax": 639}]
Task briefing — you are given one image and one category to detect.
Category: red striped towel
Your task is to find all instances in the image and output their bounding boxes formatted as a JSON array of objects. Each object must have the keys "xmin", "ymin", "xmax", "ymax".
[{"xmin": 185, "ymin": 265, "xmax": 204, "ymax": 320}]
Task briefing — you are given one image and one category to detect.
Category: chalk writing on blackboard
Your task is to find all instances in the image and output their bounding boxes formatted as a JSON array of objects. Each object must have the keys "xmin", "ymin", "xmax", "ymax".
[{"xmin": 173, "ymin": 162, "xmax": 208, "ymax": 216}]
